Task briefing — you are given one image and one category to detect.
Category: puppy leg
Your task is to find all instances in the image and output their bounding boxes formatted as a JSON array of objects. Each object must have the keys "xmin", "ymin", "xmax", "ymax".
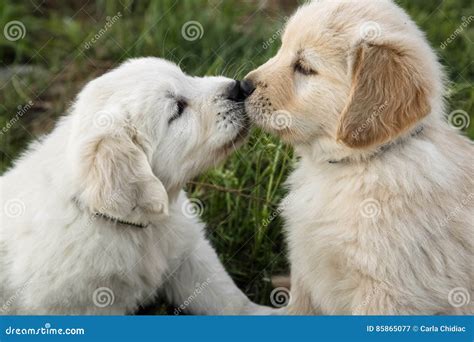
[{"xmin": 163, "ymin": 237, "xmax": 273, "ymax": 315}]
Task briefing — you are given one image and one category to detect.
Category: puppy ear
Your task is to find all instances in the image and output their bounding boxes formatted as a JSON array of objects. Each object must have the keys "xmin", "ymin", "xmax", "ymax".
[
  {"xmin": 336, "ymin": 41, "xmax": 431, "ymax": 148},
  {"xmin": 78, "ymin": 124, "xmax": 168, "ymax": 220}
]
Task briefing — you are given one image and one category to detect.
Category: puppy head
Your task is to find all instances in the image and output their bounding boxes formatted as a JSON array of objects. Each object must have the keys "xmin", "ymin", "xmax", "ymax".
[
  {"xmin": 70, "ymin": 58, "xmax": 247, "ymax": 221},
  {"xmin": 245, "ymin": 0, "xmax": 440, "ymax": 151}
]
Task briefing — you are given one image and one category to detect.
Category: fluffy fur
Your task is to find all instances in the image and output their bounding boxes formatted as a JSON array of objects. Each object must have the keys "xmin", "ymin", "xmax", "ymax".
[
  {"xmin": 0, "ymin": 57, "xmax": 272, "ymax": 315},
  {"xmin": 245, "ymin": 0, "xmax": 473, "ymax": 314}
]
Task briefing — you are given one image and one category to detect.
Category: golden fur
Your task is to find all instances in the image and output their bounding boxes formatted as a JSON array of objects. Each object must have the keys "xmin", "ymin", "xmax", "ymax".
[{"xmin": 245, "ymin": 0, "xmax": 473, "ymax": 314}]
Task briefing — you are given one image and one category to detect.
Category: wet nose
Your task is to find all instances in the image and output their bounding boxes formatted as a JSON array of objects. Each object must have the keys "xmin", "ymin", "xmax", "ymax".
[
  {"xmin": 227, "ymin": 80, "xmax": 247, "ymax": 102},
  {"xmin": 240, "ymin": 79, "xmax": 256, "ymax": 97}
]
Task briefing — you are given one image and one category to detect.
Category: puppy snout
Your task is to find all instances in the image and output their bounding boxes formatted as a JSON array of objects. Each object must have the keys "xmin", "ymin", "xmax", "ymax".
[
  {"xmin": 240, "ymin": 79, "xmax": 256, "ymax": 97},
  {"xmin": 227, "ymin": 80, "xmax": 247, "ymax": 102}
]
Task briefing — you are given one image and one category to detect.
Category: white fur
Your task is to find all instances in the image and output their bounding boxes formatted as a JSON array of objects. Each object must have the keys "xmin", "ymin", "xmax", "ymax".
[{"xmin": 0, "ymin": 57, "xmax": 271, "ymax": 315}]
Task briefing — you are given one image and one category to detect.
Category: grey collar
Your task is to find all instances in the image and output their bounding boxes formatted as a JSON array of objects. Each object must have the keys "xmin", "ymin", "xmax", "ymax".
[
  {"xmin": 328, "ymin": 125, "xmax": 424, "ymax": 164},
  {"xmin": 94, "ymin": 212, "xmax": 148, "ymax": 229}
]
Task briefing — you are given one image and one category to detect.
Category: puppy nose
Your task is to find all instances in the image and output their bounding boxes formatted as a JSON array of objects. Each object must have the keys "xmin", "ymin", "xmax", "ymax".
[
  {"xmin": 240, "ymin": 79, "xmax": 256, "ymax": 97},
  {"xmin": 227, "ymin": 80, "xmax": 247, "ymax": 102}
]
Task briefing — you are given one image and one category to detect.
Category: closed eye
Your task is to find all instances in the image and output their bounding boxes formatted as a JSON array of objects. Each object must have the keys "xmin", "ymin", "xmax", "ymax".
[
  {"xmin": 168, "ymin": 99, "xmax": 187, "ymax": 124},
  {"xmin": 294, "ymin": 60, "xmax": 317, "ymax": 76}
]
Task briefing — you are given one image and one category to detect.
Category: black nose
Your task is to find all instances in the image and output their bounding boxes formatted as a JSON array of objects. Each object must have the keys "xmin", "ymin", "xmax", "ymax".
[
  {"xmin": 227, "ymin": 80, "xmax": 247, "ymax": 102},
  {"xmin": 240, "ymin": 79, "xmax": 256, "ymax": 97}
]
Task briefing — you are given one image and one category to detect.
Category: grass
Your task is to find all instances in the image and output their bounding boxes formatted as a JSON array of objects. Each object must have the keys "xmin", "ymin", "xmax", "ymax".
[{"xmin": 0, "ymin": 0, "xmax": 473, "ymax": 309}]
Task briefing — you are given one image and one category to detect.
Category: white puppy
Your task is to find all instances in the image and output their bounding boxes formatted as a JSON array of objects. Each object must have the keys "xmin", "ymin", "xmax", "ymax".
[
  {"xmin": 243, "ymin": 0, "xmax": 473, "ymax": 314},
  {"xmin": 0, "ymin": 57, "xmax": 270, "ymax": 315}
]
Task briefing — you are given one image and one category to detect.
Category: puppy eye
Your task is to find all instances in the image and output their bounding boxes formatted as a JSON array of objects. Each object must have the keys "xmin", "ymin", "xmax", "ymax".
[
  {"xmin": 168, "ymin": 99, "xmax": 187, "ymax": 124},
  {"xmin": 294, "ymin": 61, "xmax": 317, "ymax": 76}
]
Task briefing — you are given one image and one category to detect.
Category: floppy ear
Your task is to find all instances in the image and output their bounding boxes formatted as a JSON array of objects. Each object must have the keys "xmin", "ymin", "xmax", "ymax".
[
  {"xmin": 336, "ymin": 41, "xmax": 431, "ymax": 148},
  {"xmin": 78, "ymin": 124, "xmax": 168, "ymax": 221}
]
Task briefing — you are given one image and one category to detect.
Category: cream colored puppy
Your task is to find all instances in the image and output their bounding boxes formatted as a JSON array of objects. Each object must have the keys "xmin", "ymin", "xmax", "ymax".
[
  {"xmin": 0, "ymin": 57, "xmax": 272, "ymax": 315},
  {"xmin": 243, "ymin": 0, "xmax": 473, "ymax": 314}
]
